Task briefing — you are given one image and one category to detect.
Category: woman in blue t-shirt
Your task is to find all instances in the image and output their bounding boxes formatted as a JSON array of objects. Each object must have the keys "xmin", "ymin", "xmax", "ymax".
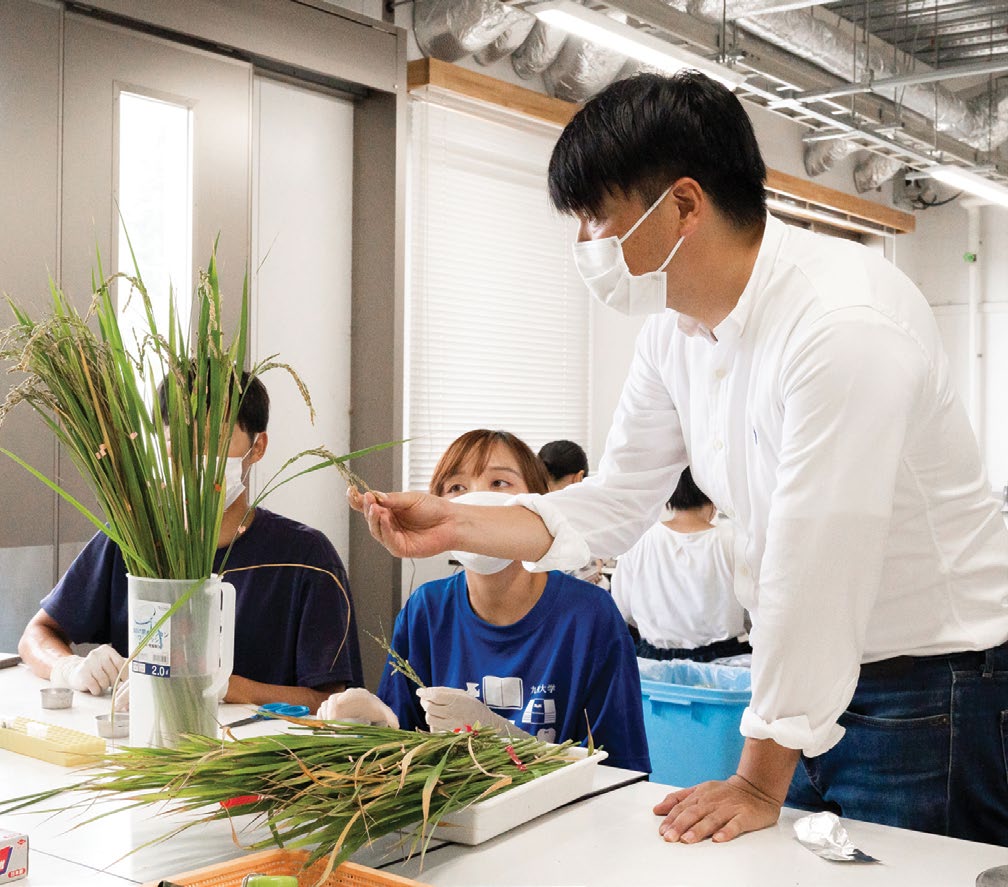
[{"xmin": 320, "ymin": 429, "xmax": 650, "ymax": 771}]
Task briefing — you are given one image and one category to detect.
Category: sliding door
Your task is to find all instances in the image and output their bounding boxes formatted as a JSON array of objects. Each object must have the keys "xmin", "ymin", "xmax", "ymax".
[{"xmin": 56, "ymin": 13, "xmax": 252, "ymax": 572}]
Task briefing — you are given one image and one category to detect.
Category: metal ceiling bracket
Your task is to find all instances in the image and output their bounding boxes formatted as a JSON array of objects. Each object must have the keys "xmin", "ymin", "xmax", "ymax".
[{"xmin": 773, "ymin": 57, "xmax": 1008, "ymax": 108}]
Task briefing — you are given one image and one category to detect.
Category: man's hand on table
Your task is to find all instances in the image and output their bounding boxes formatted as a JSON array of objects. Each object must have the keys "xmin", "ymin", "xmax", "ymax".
[
  {"xmin": 653, "ymin": 775, "xmax": 783, "ymax": 843},
  {"xmin": 654, "ymin": 736, "xmax": 801, "ymax": 844}
]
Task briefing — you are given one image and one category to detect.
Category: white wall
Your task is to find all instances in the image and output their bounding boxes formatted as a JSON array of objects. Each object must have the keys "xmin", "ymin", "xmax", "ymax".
[
  {"xmin": 894, "ymin": 201, "xmax": 1008, "ymax": 495},
  {"xmin": 251, "ymin": 77, "xmax": 355, "ymax": 557}
]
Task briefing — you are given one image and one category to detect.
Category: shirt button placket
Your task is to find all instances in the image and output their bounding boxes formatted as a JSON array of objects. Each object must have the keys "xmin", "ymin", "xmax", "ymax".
[{"xmin": 713, "ymin": 365, "xmax": 727, "ymax": 460}]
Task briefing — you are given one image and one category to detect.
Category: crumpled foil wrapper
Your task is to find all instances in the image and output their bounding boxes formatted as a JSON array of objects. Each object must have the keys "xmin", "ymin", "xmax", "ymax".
[{"xmin": 793, "ymin": 811, "xmax": 879, "ymax": 863}]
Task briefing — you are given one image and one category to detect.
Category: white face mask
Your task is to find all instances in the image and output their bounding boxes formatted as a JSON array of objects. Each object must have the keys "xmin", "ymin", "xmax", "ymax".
[
  {"xmin": 572, "ymin": 185, "xmax": 685, "ymax": 316},
  {"xmin": 223, "ymin": 437, "xmax": 257, "ymax": 510},
  {"xmin": 449, "ymin": 490, "xmax": 515, "ymax": 575}
]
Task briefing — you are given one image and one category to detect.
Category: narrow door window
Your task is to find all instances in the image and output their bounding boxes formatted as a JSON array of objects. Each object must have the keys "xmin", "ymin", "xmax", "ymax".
[{"xmin": 115, "ymin": 89, "xmax": 193, "ymax": 371}]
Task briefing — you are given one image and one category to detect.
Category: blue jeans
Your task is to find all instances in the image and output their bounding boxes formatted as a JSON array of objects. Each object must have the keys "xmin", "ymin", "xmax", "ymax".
[{"xmin": 787, "ymin": 641, "xmax": 1008, "ymax": 845}]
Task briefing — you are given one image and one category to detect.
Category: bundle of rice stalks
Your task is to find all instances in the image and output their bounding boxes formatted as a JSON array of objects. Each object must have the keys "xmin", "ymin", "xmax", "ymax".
[
  {"xmin": 1, "ymin": 242, "xmax": 396, "ymax": 740},
  {"xmin": 0, "ymin": 720, "xmax": 583, "ymax": 885},
  {"xmin": 0, "ymin": 244, "xmax": 381, "ymax": 582}
]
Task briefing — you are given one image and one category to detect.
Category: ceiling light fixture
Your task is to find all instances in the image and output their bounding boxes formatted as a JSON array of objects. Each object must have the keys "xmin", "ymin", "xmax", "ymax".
[
  {"xmin": 526, "ymin": 0, "xmax": 745, "ymax": 90},
  {"xmin": 924, "ymin": 165, "xmax": 1008, "ymax": 209},
  {"xmin": 765, "ymin": 197, "xmax": 892, "ymax": 237}
]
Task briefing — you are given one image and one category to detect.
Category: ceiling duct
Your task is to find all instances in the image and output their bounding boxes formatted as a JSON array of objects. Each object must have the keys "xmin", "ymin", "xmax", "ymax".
[
  {"xmin": 803, "ymin": 138, "xmax": 857, "ymax": 176},
  {"xmin": 682, "ymin": 0, "xmax": 834, "ymax": 16},
  {"xmin": 413, "ymin": 0, "xmax": 529, "ymax": 63},
  {"xmin": 412, "ymin": 0, "xmax": 619, "ymax": 103},
  {"xmin": 411, "ymin": 0, "xmax": 1006, "ymax": 194},
  {"xmin": 723, "ymin": 7, "xmax": 998, "ymax": 147},
  {"xmin": 474, "ymin": 11, "xmax": 538, "ymax": 66},
  {"xmin": 542, "ymin": 34, "xmax": 629, "ymax": 103},
  {"xmin": 659, "ymin": 1, "xmax": 1008, "ymax": 189},
  {"xmin": 511, "ymin": 20, "xmax": 569, "ymax": 78},
  {"xmin": 853, "ymin": 154, "xmax": 904, "ymax": 193}
]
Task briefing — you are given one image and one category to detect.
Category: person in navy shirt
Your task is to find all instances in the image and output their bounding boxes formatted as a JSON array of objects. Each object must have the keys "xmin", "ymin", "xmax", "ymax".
[
  {"xmin": 320, "ymin": 429, "xmax": 649, "ymax": 772},
  {"xmin": 18, "ymin": 373, "xmax": 363, "ymax": 712}
]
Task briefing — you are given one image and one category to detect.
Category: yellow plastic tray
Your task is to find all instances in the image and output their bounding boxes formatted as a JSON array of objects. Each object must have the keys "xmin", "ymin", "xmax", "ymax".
[
  {"xmin": 0, "ymin": 716, "xmax": 106, "ymax": 766},
  {"xmin": 139, "ymin": 849, "xmax": 430, "ymax": 887}
]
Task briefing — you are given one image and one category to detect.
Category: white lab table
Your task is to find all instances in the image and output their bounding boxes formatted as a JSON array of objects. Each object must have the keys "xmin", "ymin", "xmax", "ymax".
[
  {"xmin": 385, "ymin": 778, "xmax": 1008, "ymax": 886},
  {"xmin": 2, "ymin": 663, "xmax": 1006, "ymax": 886}
]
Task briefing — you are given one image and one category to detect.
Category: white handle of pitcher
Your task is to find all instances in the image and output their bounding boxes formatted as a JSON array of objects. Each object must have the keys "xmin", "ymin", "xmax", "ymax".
[{"xmin": 205, "ymin": 580, "xmax": 236, "ymax": 701}]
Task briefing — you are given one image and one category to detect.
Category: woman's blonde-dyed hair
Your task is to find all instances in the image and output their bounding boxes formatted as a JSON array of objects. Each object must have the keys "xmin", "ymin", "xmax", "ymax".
[{"xmin": 429, "ymin": 430, "xmax": 550, "ymax": 497}]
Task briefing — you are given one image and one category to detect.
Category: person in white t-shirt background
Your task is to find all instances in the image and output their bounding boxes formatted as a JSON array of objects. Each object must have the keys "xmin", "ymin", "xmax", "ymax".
[{"xmin": 612, "ymin": 467, "xmax": 749, "ymax": 662}]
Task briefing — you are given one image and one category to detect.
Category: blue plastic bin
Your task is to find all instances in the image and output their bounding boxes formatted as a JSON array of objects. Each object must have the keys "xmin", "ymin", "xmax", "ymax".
[{"xmin": 638, "ymin": 659, "xmax": 752, "ymax": 787}]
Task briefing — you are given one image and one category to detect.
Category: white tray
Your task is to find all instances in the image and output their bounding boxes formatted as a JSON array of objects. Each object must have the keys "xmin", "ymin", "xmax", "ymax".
[{"xmin": 431, "ymin": 747, "xmax": 608, "ymax": 845}]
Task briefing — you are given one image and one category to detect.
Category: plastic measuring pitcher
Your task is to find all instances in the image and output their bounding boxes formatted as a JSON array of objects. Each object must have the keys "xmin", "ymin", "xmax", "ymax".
[{"xmin": 126, "ymin": 574, "xmax": 236, "ymax": 747}]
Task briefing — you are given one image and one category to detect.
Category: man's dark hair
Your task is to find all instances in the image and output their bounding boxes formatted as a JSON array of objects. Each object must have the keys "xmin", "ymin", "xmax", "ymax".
[
  {"xmin": 548, "ymin": 71, "xmax": 766, "ymax": 229},
  {"xmin": 668, "ymin": 466, "xmax": 711, "ymax": 512},
  {"xmin": 538, "ymin": 439, "xmax": 589, "ymax": 482},
  {"xmin": 157, "ymin": 369, "xmax": 269, "ymax": 435}
]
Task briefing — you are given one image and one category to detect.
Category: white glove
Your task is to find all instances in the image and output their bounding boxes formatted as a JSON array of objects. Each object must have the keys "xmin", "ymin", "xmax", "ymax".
[
  {"xmin": 111, "ymin": 679, "xmax": 130, "ymax": 713},
  {"xmin": 49, "ymin": 645, "xmax": 126, "ymax": 696},
  {"xmin": 318, "ymin": 687, "xmax": 400, "ymax": 728},
  {"xmin": 416, "ymin": 686, "xmax": 530, "ymax": 739}
]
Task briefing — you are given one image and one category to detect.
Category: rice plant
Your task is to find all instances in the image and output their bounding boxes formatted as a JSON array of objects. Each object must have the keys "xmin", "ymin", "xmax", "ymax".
[
  {"xmin": 0, "ymin": 240, "xmax": 391, "ymax": 580},
  {"xmin": 0, "ymin": 720, "xmax": 582, "ymax": 885},
  {"xmin": 0, "ymin": 241, "xmax": 396, "ymax": 740}
]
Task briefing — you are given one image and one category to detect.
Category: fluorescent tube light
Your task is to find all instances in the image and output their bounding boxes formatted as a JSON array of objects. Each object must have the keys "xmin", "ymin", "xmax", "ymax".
[
  {"xmin": 927, "ymin": 165, "xmax": 1008, "ymax": 209},
  {"xmin": 765, "ymin": 196, "xmax": 891, "ymax": 237},
  {"xmin": 527, "ymin": 1, "xmax": 745, "ymax": 90}
]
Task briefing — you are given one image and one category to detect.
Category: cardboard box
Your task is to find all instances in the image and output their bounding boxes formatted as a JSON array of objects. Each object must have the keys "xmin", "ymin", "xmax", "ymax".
[{"xmin": 0, "ymin": 829, "xmax": 28, "ymax": 882}]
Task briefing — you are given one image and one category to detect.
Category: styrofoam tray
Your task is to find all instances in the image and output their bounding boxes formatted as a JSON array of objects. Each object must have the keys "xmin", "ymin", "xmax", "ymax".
[{"xmin": 431, "ymin": 746, "xmax": 607, "ymax": 845}]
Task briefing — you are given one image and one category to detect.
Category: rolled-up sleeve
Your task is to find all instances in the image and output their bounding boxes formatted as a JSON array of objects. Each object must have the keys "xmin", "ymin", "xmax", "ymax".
[{"xmin": 742, "ymin": 308, "xmax": 927, "ymax": 756}]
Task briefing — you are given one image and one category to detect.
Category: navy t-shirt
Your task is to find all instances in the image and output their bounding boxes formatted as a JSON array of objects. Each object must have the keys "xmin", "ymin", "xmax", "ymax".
[
  {"xmin": 377, "ymin": 570, "xmax": 651, "ymax": 772},
  {"xmin": 41, "ymin": 508, "xmax": 363, "ymax": 689}
]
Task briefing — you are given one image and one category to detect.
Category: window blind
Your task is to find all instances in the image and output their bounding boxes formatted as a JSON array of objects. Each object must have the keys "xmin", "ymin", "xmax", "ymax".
[{"xmin": 406, "ymin": 96, "xmax": 590, "ymax": 492}]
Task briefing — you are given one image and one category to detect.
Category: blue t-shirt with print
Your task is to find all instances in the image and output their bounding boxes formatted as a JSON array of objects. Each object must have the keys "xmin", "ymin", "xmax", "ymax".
[
  {"xmin": 377, "ymin": 570, "xmax": 650, "ymax": 772},
  {"xmin": 40, "ymin": 508, "xmax": 363, "ymax": 689}
]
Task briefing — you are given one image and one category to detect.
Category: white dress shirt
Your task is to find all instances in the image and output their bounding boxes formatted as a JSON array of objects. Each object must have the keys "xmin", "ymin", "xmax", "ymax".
[
  {"xmin": 611, "ymin": 520, "xmax": 744, "ymax": 649},
  {"xmin": 514, "ymin": 214, "xmax": 1008, "ymax": 756}
]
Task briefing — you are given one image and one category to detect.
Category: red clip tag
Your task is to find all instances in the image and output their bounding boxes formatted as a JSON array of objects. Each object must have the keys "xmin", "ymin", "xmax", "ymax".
[
  {"xmin": 220, "ymin": 794, "xmax": 262, "ymax": 809},
  {"xmin": 505, "ymin": 744, "xmax": 527, "ymax": 772}
]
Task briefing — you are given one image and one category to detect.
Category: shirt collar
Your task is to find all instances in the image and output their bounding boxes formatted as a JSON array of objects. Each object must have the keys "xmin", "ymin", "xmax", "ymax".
[
  {"xmin": 672, "ymin": 214, "xmax": 785, "ymax": 346},
  {"xmin": 676, "ymin": 312, "xmax": 718, "ymax": 343},
  {"xmin": 712, "ymin": 214, "xmax": 785, "ymax": 346}
]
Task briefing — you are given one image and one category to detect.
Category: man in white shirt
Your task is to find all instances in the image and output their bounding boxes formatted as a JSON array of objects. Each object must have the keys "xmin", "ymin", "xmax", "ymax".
[{"xmin": 351, "ymin": 71, "xmax": 1008, "ymax": 846}]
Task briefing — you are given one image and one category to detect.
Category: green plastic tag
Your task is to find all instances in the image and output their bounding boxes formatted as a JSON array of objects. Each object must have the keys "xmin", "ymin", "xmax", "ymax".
[{"xmin": 240, "ymin": 876, "xmax": 299, "ymax": 887}]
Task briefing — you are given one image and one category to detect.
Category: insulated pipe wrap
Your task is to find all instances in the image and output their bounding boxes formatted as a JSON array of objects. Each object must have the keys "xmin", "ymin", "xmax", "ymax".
[
  {"xmin": 543, "ymin": 35, "xmax": 628, "ymax": 103},
  {"xmin": 413, "ymin": 0, "xmax": 528, "ymax": 63},
  {"xmin": 687, "ymin": 0, "xmax": 834, "ymax": 15},
  {"xmin": 511, "ymin": 20, "xmax": 569, "ymax": 79},
  {"xmin": 803, "ymin": 139, "xmax": 857, "ymax": 177},
  {"xmin": 852, "ymin": 154, "xmax": 903, "ymax": 193},
  {"xmin": 733, "ymin": 8, "xmax": 1007, "ymax": 151},
  {"xmin": 474, "ymin": 12, "xmax": 537, "ymax": 66}
]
